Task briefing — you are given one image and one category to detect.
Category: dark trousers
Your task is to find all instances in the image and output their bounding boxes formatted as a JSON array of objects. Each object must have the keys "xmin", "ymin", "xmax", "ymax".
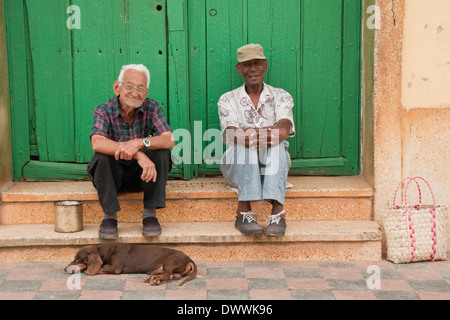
[{"xmin": 87, "ymin": 149, "xmax": 172, "ymax": 213}]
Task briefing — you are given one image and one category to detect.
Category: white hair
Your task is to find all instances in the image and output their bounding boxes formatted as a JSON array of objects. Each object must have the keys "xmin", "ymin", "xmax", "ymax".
[{"xmin": 118, "ymin": 64, "xmax": 151, "ymax": 89}]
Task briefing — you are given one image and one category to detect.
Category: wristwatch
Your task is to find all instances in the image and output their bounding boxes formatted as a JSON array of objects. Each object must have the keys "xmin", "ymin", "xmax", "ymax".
[{"xmin": 143, "ymin": 137, "xmax": 151, "ymax": 148}]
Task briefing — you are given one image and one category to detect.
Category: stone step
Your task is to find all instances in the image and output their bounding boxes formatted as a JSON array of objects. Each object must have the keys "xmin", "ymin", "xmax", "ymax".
[
  {"xmin": 0, "ymin": 221, "xmax": 382, "ymax": 263},
  {"xmin": 1, "ymin": 176, "xmax": 374, "ymax": 224}
]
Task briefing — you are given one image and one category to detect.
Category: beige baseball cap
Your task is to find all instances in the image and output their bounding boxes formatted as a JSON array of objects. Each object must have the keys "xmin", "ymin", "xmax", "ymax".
[{"xmin": 237, "ymin": 44, "xmax": 267, "ymax": 63}]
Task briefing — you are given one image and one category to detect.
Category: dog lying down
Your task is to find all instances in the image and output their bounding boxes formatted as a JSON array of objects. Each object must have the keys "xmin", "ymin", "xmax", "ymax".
[{"xmin": 65, "ymin": 243, "xmax": 197, "ymax": 286}]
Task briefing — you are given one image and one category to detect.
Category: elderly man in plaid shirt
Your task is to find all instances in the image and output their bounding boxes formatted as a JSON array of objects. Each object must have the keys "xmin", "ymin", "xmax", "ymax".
[{"xmin": 88, "ymin": 64, "xmax": 174, "ymax": 239}]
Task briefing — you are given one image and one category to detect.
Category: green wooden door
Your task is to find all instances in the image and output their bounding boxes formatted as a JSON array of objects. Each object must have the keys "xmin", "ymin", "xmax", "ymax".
[
  {"xmin": 5, "ymin": 0, "xmax": 174, "ymax": 180},
  {"xmin": 5, "ymin": 0, "xmax": 361, "ymax": 181},
  {"xmin": 188, "ymin": 0, "xmax": 361, "ymax": 176}
]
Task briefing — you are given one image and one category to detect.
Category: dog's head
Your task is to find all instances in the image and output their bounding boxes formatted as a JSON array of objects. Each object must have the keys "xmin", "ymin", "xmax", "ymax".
[{"xmin": 65, "ymin": 245, "xmax": 103, "ymax": 276}]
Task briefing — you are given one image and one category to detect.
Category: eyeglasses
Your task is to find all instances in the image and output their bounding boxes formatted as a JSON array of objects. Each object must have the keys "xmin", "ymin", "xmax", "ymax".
[{"xmin": 119, "ymin": 82, "xmax": 148, "ymax": 95}]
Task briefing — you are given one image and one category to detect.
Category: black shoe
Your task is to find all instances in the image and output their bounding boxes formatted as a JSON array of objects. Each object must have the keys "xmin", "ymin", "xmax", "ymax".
[
  {"xmin": 98, "ymin": 219, "xmax": 118, "ymax": 239},
  {"xmin": 264, "ymin": 211, "xmax": 287, "ymax": 237},
  {"xmin": 142, "ymin": 217, "xmax": 162, "ymax": 236},
  {"xmin": 235, "ymin": 211, "xmax": 264, "ymax": 235}
]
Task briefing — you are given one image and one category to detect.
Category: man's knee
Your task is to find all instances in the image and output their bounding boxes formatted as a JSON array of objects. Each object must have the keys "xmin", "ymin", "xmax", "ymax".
[
  {"xmin": 144, "ymin": 149, "xmax": 172, "ymax": 172},
  {"xmin": 87, "ymin": 152, "xmax": 116, "ymax": 175},
  {"xmin": 144, "ymin": 149, "xmax": 169, "ymax": 164},
  {"xmin": 93, "ymin": 152, "xmax": 115, "ymax": 163}
]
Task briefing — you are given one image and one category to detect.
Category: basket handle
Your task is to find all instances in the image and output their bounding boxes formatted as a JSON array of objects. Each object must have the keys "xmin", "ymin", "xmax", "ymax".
[
  {"xmin": 393, "ymin": 177, "xmax": 421, "ymax": 209},
  {"xmin": 404, "ymin": 177, "xmax": 436, "ymax": 210},
  {"xmin": 404, "ymin": 177, "xmax": 438, "ymax": 262}
]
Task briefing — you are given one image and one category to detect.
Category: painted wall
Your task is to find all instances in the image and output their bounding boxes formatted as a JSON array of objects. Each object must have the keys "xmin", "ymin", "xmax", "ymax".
[
  {"xmin": 374, "ymin": 0, "xmax": 450, "ymax": 246},
  {"xmin": 401, "ymin": 0, "xmax": 450, "ymax": 243},
  {"xmin": 402, "ymin": 0, "xmax": 450, "ymax": 107}
]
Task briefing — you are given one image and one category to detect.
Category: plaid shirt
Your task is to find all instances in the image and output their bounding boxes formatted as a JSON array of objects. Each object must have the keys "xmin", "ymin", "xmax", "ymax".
[{"xmin": 91, "ymin": 96, "xmax": 171, "ymax": 142}]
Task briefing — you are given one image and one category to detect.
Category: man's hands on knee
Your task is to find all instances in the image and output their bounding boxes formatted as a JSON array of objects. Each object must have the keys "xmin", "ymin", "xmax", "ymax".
[
  {"xmin": 226, "ymin": 123, "xmax": 290, "ymax": 150},
  {"xmin": 91, "ymin": 135, "xmax": 144, "ymax": 161},
  {"xmin": 114, "ymin": 139, "xmax": 143, "ymax": 161}
]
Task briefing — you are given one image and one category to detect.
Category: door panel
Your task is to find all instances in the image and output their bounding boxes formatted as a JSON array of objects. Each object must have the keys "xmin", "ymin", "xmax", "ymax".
[
  {"xmin": 301, "ymin": 0, "xmax": 343, "ymax": 159},
  {"xmin": 5, "ymin": 0, "xmax": 361, "ymax": 180},
  {"xmin": 26, "ymin": 0, "xmax": 75, "ymax": 163},
  {"xmin": 6, "ymin": 0, "xmax": 168, "ymax": 179},
  {"xmin": 189, "ymin": 0, "xmax": 361, "ymax": 175}
]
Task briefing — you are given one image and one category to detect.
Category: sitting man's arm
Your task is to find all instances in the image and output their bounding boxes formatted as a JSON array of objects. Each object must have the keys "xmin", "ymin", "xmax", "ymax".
[
  {"xmin": 257, "ymin": 119, "xmax": 292, "ymax": 149},
  {"xmin": 223, "ymin": 119, "xmax": 292, "ymax": 150},
  {"xmin": 91, "ymin": 132, "xmax": 174, "ymax": 161}
]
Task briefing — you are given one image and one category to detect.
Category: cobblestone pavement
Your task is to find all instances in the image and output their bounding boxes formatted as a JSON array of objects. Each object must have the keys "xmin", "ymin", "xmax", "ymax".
[{"xmin": 0, "ymin": 259, "xmax": 449, "ymax": 300}]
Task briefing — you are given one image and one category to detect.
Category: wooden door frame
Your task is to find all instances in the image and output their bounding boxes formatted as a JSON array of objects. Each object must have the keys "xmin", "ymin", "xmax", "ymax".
[{"xmin": 4, "ymin": 0, "xmax": 369, "ymax": 181}]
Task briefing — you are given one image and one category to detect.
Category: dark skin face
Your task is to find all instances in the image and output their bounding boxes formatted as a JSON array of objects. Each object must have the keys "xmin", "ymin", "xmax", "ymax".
[{"xmin": 236, "ymin": 59, "xmax": 268, "ymax": 96}]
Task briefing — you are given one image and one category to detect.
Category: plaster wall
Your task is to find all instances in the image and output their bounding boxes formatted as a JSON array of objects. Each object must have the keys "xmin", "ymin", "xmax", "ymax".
[
  {"xmin": 402, "ymin": 0, "xmax": 450, "ymax": 107},
  {"xmin": 401, "ymin": 0, "xmax": 450, "ymax": 242},
  {"xmin": 374, "ymin": 0, "xmax": 450, "ymax": 245}
]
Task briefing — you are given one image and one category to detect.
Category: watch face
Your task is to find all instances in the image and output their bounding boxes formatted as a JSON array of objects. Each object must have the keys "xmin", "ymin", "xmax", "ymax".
[{"xmin": 143, "ymin": 138, "xmax": 151, "ymax": 147}]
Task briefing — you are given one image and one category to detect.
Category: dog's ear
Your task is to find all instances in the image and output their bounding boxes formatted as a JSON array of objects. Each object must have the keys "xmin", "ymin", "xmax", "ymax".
[{"xmin": 86, "ymin": 249, "xmax": 103, "ymax": 275}]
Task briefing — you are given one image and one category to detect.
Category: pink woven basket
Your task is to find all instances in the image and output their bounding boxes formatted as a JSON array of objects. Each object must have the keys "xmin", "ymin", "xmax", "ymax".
[{"xmin": 383, "ymin": 177, "xmax": 448, "ymax": 264}]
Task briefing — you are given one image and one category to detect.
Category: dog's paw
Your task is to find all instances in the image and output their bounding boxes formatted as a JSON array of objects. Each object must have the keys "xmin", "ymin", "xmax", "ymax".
[{"xmin": 144, "ymin": 275, "xmax": 161, "ymax": 286}]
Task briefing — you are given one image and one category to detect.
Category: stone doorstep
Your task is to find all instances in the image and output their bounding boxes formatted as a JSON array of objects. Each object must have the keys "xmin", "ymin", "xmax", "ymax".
[
  {"xmin": 0, "ymin": 176, "xmax": 381, "ymax": 262},
  {"xmin": 0, "ymin": 221, "xmax": 382, "ymax": 262},
  {"xmin": 1, "ymin": 198, "xmax": 374, "ymax": 224},
  {"xmin": 0, "ymin": 221, "xmax": 382, "ymax": 247},
  {"xmin": 0, "ymin": 176, "xmax": 375, "ymax": 224},
  {"xmin": 1, "ymin": 176, "xmax": 374, "ymax": 203}
]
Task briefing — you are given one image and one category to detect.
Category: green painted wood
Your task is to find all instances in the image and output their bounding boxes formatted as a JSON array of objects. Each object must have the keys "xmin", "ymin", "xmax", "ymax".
[
  {"xmin": 301, "ymin": 0, "xmax": 342, "ymax": 159},
  {"xmin": 5, "ymin": 0, "xmax": 362, "ymax": 180},
  {"xmin": 23, "ymin": 161, "xmax": 89, "ymax": 181},
  {"xmin": 206, "ymin": 0, "xmax": 244, "ymax": 133},
  {"xmin": 187, "ymin": 0, "xmax": 207, "ymax": 174},
  {"xmin": 289, "ymin": 158, "xmax": 353, "ymax": 176},
  {"xmin": 342, "ymin": 0, "xmax": 362, "ymax": 175},
  {"xmin": 193, "ymin": 0, "xmax": 361, "ymax": 176},
  {"xmin": 26, "ymin": 0, "xmax": 75, "ymax": 163},
  {"xmin": 22, "ymin": 160, "xmax": 182, "ymax": 181},
  {"xmin": 3, "ymin": 0, "xmax": 31, "ymax": 180},
  {"xmin": 167, "ymin": 0, "xmax": 193, "ymax": 179}
]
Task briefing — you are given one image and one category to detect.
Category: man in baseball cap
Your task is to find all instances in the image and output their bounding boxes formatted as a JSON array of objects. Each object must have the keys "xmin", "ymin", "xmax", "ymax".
[{"xmin": 218, "ymin": 44, "xmax": 296, "ymax": 237}]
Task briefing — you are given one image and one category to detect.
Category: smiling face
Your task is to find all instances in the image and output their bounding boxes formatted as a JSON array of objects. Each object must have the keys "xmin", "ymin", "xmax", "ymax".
[
  {"xmin": 113, "ymin": 69, "xmax": 148, "ymax": 109},
  {"xmin": 236, "ymin": 59, "xmax": 268, "ymax": 87}
]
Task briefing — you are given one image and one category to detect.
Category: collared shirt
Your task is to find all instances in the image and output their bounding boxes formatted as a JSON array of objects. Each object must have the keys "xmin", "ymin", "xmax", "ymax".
[
  {"xmin": 218, "ymin": 83, "xmax": 296, "ymax": 143},
  {"xmin": 91, "ymin": 96, "xmax": 171, "ymax": 142}
]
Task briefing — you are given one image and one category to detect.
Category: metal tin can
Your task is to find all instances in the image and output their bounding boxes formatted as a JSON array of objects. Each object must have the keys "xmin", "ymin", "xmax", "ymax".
[{"xmin": 54, "ymin": 201, "xmax": 83, "ymax": 233}]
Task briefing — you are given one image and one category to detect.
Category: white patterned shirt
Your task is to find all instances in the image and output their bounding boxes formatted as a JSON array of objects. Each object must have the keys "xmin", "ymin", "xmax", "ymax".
[{"xmin": 218, "ymin": 83, "xmax": 295, "ymax": 144}]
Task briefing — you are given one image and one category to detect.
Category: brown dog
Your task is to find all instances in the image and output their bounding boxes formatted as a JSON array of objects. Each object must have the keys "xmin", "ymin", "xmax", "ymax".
[{"xmin": 65, "ymin": 243, "xmax": 197, "ymax": 286}]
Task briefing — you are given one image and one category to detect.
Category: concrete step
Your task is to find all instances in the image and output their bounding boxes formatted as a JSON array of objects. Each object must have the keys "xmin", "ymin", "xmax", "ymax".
[
  {"xmin": 0, "ymin": 221, "xmax": 382, "ymax": 263},
  {"xmin": 0, "ymin": 176, "xmax": 381, "ymax": 263},
  {"xmin": 1, "ymin": 176, "xmax": 374, "ymax": 224}
]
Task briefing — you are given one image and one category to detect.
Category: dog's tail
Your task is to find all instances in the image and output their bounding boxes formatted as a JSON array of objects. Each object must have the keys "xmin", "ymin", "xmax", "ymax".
[{"xmin": 179, "ymin": 261, "xmax": 197, "ymax": 286}]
